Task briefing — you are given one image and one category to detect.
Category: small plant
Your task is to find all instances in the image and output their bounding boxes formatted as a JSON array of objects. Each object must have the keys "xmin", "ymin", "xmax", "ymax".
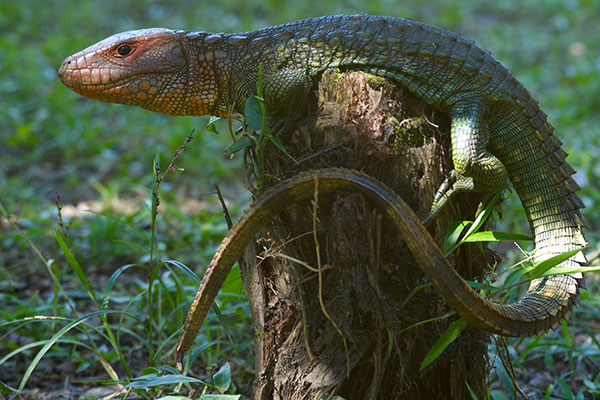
[
  {"xmin": 0, "ymin": 132, "xmax": 252, "ymax": 398},
  {"xmin": 215, "ymin": 65, "xmax": 296, "ymax": 192},
  {"xmin": 418, "ymin": 191, "xmax": 598, "ymax": 398}
]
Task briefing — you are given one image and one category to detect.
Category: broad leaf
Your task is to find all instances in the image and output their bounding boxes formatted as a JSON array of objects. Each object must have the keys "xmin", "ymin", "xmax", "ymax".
[
  {"xmin": 213, "ymin": 362, "xmax": 232, "ymax": 393},
  {"xmin": 245, "ymin": 95, "xmax": 263, "ymax": 131},
  {"xmin": 223, "ymin": 136, "xmax": 254, "ymax": 155}
]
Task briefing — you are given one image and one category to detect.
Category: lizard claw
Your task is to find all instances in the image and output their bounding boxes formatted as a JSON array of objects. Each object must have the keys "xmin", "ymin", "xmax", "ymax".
[{"xmin": 422, "ymin": 170, "xmax": 475, "ymax": 225}]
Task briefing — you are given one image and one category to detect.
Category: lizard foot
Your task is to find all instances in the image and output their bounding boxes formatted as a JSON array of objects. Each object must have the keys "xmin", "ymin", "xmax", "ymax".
[{"xmin": 422, "ymin": 170, "xmax": 476, "ymax": 225}]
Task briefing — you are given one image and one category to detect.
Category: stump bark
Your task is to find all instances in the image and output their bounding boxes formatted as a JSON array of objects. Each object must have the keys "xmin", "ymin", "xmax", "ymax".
[{"xmin": 239, "ymin": 70, "xmax": 492, "ymax": 399}]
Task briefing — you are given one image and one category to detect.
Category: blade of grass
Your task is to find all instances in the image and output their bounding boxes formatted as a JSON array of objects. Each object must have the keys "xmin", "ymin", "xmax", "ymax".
[
  {"xmin": 50, "ymin": 259, "xmax": 60, "ymax": 331},
  {"xmin": 1, "ymin": 203, "xmax": 115, "ymax": 369},
  {"xmin": 461, "ymin": 231, "xmax": 532, "ymax": 242},
  {"xmin": 54, "ymin": 228, "xmax": 98, "ymax": 307},
  {"xmin": 527, "ymin": 247, "xmax": 587, "ymax": 279},
  {"xmin": 1, "ymin": 338, "xmax": 97, "ymax": 365},
  {"xmin": 541, "ymin": 264, "xmax": 600, "ymax": 277},
  {"xmin": 18, "ymin": 310, "xmax": 134, "ymax": 391},
  {"xmin": 461, "ymin": 190, "xmax": 502, "ymax": 241},
  {"xmin": 164, "ymin": 260, "xmax": 202, "ymax": 285},
  {"xmin": 420, "ymin": 318, "xmax": 468, "ymax": 371},
  {"xmin": 444, "ymin": 220, "xmax": 471, "ymax": 254},
  {"xmin": 125, "ymin": 373, "xmax": 208, "ymax": 388}
]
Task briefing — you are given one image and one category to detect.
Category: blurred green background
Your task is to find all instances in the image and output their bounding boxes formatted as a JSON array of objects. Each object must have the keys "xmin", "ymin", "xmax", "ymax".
[{"xmin": 1, "ymin": 0, "xmax": 599, "ymax": 398}]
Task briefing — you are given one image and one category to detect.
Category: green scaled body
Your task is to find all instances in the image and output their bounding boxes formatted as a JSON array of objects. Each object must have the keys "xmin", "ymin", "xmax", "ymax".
[{"xmin": 59, "ymin": 15, "xmax": 587, "ymax": 336}]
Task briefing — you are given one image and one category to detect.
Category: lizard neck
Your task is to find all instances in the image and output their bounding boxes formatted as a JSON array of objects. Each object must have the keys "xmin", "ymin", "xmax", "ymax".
[{"xmin": 176, "ymin": 31, "xmax": 234, "ymax": 117}]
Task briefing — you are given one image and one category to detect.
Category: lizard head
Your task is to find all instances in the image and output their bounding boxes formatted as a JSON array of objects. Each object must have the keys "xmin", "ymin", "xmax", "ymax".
[{"xmin": 59, "ymin": 28, "xmax": 216, "ymax": 116}]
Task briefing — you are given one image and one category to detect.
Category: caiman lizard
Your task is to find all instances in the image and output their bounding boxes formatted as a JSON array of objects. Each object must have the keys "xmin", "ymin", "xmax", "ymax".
[{"xmin": 58, "ymin": 15, "xmax": 588, "ymax": 366}]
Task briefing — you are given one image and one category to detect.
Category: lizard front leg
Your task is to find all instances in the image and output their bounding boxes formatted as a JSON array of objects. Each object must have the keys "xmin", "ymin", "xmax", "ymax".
[
  {"xmin": 423, "ymin": 101, "xmax": 508, "ymax": 224},
  {"xmin": 262, "ymin": 69, "xmax": 312, "ymax": 118}
]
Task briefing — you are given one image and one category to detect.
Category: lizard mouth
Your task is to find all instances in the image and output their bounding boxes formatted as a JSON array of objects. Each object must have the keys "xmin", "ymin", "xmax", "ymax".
[
  {"xmin": 59, "ymin": 58, "xmax": 164, "ymax": 106},
  {"xmin": 59, "ymin": 56, "xmax": 127, "ymax": 92},
  {"xmin": 59, "ymin": 55, "xmax": 135, "ymax": 89},
  {"xmin": 60, "ymin": 69, "xmax": 139, "ymax": 104}
]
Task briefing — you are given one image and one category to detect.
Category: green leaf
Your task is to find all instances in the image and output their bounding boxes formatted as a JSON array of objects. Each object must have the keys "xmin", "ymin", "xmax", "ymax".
[
  {"xmin": 461, "ymin": 190, "xmax": 503, "ymax": 241},
  {"xmin": 245, "ymin": 95, "xmax": 263, "ymax": 131},
  {"xmin": 102, "ymin": 263, "xmax": 146, "ymax": 309},
  {"xmin": 164, "ymin": 259, "xmax": 203, "ymax": 285},
  {"xmin": 492, "ymin": 353, "xmax": 514, "ymax": 395},
  {"xmin": 541, "ymin": 264, "xmax": 600, "ymax": 276},
  {"xmin": 223, "ymin": 136, "xmax": 254, "ymax": 155},
  {"xmin": 202, "ymin": 395, "xmax": 241, "ymax": 400},
  {"xmin": 561, "ymin": 319, "xmax": 572, "ymax": 347},
  {"xmin": 54, "ymin": 229, "xmax": 97, "ymax": 306},
  {"xmin": 0, "ymin": 380, "xmax": 19, "ymax": 395},
  {"xmin": 444, "ymin": 220, "xmax": 471, "ymax": 253},
  {"xmin": 125, "ymin": 373, "xmax": 207, "ymax": 388},
  {"xmin": 19, "ymin": 310, "xmax": 131, "ymax": 391},
  {"xmin": 544, "ymin": 384, "xmax": 554, "ymax": 399},
  {"xmin": 461, "ymin": 231, "xmax": 532, "ymax": 243},
  {"xmin": 556, "ymin": 378, "xmax": 574, "ymax": 397},
  {"xmin": 528, "ymin": 246, "xmax": 587, "ymax": 279},
  {"xmin": 465, "ymin": 381, "xmax": 478, "ymax": 400},
  {"xmin": 50, "ymin": 259, "xmax": 60, "ymax": 328},
  {"xmin": 465, "ymin": 280, "xmax": 501, "ymax": 291},
  {"xmin": 213, "ymin": 362, "xmax": 232, "ymax": 393},
  {"xmin": 583, "ymin": 378, "xmax": 598, "ymax": 390},
  {"xmin": 504, "ymin": 267, "xmax": 527, "ymax": 290},
  {"xmin": 139, "ymin": 367, "xmax": 160, "ymax": 376},
  {"xmin": 207, "ymin": 123, "xmax": 220, "ymax": 135},
  {"xmin": 269, "ymin": 136, "xmax": 299, "ymax": 164},
  {"xmin": 419, "ymin": 318, "xmax": 467, "ymax": 371},
  {"xmin": 221, "ymin": 265, "xmax": 243, "ymax": 295},
  {"xmin": 211, "ymin": 303, "xmax": 234, "ymax": 344},
  {"xmin": 489, "ymin": 389, "xmax": 510, "ymax": 400}
]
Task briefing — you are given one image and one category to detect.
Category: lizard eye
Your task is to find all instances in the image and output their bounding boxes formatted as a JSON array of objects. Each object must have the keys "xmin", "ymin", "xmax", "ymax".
[{"xmin": 116, "ymin": 44, "xmax": 133, "ymax": 57}]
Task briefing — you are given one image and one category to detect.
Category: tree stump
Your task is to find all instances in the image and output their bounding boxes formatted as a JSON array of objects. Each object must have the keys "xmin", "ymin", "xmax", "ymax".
[{"xmin": 239, "ymin": 70, "xmax": 492, "ymax": 399}]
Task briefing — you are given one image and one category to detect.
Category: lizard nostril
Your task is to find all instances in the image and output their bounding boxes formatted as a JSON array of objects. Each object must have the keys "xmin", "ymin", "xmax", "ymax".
[
  {"xmin": 60, "ymin": 59, "xmax": 72, "ymax": 70},
  {"xmin": 58, "ymin": 58, "xmax": 73, "ymax": 80}
]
